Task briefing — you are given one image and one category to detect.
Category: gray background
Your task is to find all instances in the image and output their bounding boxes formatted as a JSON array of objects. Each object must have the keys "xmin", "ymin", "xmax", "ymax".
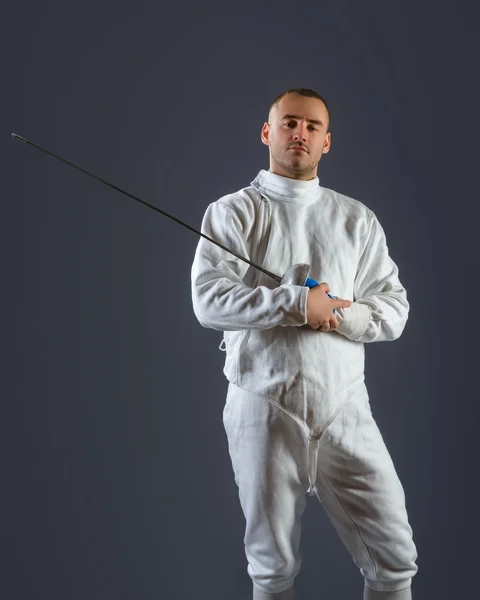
[{"xmin": 2, "ymin": 1, "xmax": 478, "ymax": 599}]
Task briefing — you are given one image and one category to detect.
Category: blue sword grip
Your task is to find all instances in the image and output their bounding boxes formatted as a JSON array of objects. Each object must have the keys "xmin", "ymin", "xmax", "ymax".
[{"xmin": 304, "ymin": 277, "xmax": 336, "ymax": 313}]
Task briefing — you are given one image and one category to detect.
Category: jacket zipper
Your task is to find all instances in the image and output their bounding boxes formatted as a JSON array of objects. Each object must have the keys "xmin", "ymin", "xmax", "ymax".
[
  {"xmin": 220, "ymin": 193, "xmax": 271, "ymax": 354},
  {"xmin": 232, "ymin": 194, "xmax": 271, "ymax": 373},
  {"xmin": 253, "ymin": 195, "xmax": 271, "ymax": 286}
]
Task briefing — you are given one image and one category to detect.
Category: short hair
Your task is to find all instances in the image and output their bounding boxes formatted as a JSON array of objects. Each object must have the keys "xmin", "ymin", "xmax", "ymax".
[{"xmin": 269, "ymin": 88, "xmax": 331, "ymax": 131}]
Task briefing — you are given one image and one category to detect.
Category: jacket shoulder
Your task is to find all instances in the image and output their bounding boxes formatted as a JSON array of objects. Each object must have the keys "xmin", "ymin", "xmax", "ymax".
[
  {"xmin": 210, "ymin": 185, "xmax": 262, "ymax": 226},
  {"xmin": 320, "ymin": 187, "xmax": 375, "ymax": 242},
  {"xmin": 321, "ymin": 186, "xmax": 372, "ymax": 218}
]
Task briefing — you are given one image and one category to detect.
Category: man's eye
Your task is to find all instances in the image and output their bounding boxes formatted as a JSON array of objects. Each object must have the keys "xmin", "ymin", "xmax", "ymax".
[{"xmin": 284, "ymin": 122, "xmax": 317, "ymax": 131}]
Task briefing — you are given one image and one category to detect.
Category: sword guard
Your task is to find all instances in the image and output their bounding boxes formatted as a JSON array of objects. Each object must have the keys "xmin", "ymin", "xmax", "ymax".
[{"xmin": 281, "ymin": 263, "xmax": 311, "ymax": 286}]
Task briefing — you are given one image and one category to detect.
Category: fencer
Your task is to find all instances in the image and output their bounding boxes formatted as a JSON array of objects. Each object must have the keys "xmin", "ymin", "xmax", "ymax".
[{"xmin": 191, "ymin": 88, "xmax": 418, "ymax": 600}]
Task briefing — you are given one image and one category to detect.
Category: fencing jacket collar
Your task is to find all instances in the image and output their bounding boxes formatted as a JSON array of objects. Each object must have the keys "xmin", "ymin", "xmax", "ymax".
[{"xmin": 251, "ymin": 169, "xmax": 320, "ymax": 205}]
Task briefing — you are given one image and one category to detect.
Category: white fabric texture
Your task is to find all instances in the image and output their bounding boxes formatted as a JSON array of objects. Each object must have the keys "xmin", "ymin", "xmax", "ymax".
[
  {"xmin": 253, "ymin": 584, "xmax": 297, "ymax": 600},
  {"xmin": 190, "ymin": 169, "xmax": 417, "ymax": 595},
  {"xmin": 223, "ymin": 382, "xmax": 418, "ymax": 595},
  {"xmin": 191, "ymin": 169, "xmax": 410, "ymax": 437},
  {"xmin": 364, "ymin": 584, "xmax": 412, "ymax": 600}
]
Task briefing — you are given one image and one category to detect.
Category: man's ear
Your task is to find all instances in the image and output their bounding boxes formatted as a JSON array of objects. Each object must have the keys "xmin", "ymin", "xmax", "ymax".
[
  {"xmin": 261, "ymin": 122, "xmax": 270, "ymax": 146},
  {"xmin": 322, "ymin": 132, "xmax": 332, "ymax": 154}
]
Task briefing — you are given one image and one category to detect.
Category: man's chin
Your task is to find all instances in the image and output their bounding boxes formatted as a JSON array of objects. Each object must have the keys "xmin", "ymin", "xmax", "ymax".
[
  {"xmin": 271, "ymin": 155, "xmax": 318, "ymax": 178},
  {"xmin": 285, "ymin": 160, "xmax": 312, "ymax": 174}
]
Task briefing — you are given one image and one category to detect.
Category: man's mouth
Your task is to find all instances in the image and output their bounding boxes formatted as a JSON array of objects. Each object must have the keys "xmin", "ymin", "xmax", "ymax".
[{"xmin": 289, "ymin": 146, "xmax": 308, "ymax": 153}]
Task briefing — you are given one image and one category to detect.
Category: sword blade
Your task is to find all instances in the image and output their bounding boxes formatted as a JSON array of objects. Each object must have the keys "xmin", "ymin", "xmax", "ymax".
[{"xmin": 10, "ymin": 133, "xmax": 282, "ymax": 284}]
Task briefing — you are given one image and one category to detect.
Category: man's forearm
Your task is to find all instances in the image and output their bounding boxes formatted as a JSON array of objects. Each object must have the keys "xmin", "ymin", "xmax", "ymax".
[{"xmin": 192, "ymin": 279, "xmax": 309, "ymax": 331}]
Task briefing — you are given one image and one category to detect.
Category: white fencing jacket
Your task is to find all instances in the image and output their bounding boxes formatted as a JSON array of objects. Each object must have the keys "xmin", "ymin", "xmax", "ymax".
[{"xmin": 191, "ymin": 169, "xmax": 409, "ymax": 491}]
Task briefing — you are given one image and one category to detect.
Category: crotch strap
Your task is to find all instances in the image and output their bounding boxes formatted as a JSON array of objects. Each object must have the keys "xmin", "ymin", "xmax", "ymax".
[{"xmin": 306, "ymin": 435, "xmax": 321, "ymax": 496}]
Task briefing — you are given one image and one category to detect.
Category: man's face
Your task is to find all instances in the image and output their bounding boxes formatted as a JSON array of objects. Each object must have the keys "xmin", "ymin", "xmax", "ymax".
[{"xmin": 261, "ymin": 94, "xmax": 331, "ymax": 180}]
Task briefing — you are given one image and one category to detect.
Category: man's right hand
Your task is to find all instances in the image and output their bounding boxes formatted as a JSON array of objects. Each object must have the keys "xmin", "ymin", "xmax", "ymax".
[{"xmin": 306, "ymin": 282, "xmax": 352, "ymax": 332}]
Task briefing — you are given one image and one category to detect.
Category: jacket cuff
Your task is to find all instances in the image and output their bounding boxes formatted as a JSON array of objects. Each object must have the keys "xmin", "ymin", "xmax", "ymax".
[
  {"xmin": 280, "ymin": 285, "xmax": 309, "ymax": 327},
  {"xmin": 333, "ymin": 299, "xmax": 371, "ymax": 340}
]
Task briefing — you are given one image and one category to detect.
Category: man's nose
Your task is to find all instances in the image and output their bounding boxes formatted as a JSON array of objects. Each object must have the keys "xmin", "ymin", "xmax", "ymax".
[{"xmin": 292, "ymin": 123, "xmax": 308, "ymax": 141}]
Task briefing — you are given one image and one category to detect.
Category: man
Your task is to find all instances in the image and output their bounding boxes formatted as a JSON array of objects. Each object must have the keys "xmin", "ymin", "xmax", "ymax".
[{"xmin": 191, "ymin": 88, "xmax": 418, "ymax": 600}]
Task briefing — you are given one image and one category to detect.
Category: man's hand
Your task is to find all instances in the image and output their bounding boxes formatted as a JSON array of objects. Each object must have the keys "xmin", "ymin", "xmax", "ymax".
[{"xmin": 306, "ymin": 282, "xmax": 352, "ymax": 332}]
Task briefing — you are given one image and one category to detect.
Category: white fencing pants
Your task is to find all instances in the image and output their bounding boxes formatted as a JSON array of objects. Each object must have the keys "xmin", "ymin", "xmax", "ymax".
[{"xmin": 222, "ymin": 382, "xmax": 418, "ymax": 599}]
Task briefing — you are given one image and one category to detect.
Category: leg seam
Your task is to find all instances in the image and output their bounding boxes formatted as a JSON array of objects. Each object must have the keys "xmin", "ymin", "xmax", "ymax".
[{"xmin": 317, "ymin": 469, "xmax": 378, "ymax": 579}]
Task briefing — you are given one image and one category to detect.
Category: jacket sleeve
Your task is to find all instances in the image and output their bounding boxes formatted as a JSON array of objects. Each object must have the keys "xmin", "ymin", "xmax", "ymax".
[
  {"xmin": 191, "ymin": 200, "xmax": 309, "ymax": 331},
  {"xmin": 333, "ymin": 209, "xmax": 410, "ymax": 343}
]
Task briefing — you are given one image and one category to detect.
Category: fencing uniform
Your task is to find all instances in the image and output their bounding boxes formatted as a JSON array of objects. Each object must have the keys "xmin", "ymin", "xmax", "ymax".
[{"xmin": 191, "ymin": 169, "xmax": 418, "ymax": 599}]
